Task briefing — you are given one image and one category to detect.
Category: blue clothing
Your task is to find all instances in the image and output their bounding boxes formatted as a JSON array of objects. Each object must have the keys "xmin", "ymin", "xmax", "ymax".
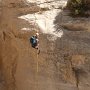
[{"xmin": 30, "ymin": 36, "xmax": 37, "ymax": 48}]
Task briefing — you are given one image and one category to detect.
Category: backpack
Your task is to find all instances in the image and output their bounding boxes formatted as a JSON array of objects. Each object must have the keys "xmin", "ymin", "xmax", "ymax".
[{"xmin": 30, "ymin": 36, "xmax": 37, "ymax": 44}]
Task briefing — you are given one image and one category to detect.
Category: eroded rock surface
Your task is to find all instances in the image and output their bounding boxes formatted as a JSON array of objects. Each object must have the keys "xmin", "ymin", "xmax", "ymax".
[{"xmin": 0, "ymin": 0, "xmax": 90, "ymax": 90}]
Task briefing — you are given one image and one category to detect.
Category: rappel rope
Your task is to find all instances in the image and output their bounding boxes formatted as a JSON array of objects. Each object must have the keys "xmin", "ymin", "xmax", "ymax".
[
  {"xmin": 34, "ymin": 9, "xmax": 41, "ymax": 90},
  {"xmin": 34, "ymin": 7, "xmax": 42, "ymax": 72},
  {"xmin": 34, "ymin": 5, "xmax": 51, "ymax": 88},
  {"xmin": 34, "ymin": 7, "xmax": 47, "ymax": 72},
  {"xmin": 34, "ymin": 13, "xmax": 39, "ymax": 73}
]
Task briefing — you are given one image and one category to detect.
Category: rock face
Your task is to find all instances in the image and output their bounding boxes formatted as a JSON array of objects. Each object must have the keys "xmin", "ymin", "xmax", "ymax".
[
  {"xmin": 19, "ymin": 0, "xmax": 68, "ymax": 41},
  {"xmin": 0, "ymin": 0, "xmax": 90, "ymax": 90}
]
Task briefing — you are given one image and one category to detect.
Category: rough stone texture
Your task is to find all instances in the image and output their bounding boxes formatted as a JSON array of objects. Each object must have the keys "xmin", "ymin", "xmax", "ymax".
[{"xmin": 0, "ymin": 0, "xmax": 90, "ymax": 90}]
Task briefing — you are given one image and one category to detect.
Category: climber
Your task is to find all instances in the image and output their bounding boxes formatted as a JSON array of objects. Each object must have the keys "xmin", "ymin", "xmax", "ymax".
[{"xmin": 30, "ymin": 33, "xmax": 39, "ymax": 50}]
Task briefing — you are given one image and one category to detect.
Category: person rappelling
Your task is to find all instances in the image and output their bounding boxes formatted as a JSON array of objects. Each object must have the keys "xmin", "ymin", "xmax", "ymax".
[{"xmin": 30, "ymin": 33, "xmax": 40, "ymax": 54}]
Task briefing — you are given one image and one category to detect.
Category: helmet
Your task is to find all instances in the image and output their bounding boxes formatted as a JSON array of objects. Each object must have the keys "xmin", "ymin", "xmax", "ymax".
[{"xmin": 36, "ymin": 33, "xmax": 39, "ymax": 36}]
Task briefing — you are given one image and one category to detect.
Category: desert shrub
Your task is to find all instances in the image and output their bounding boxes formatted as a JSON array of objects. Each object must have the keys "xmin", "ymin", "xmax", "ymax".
[{"xmin": 68, "ymin": 0, "xmax": 88, "ymax": 16}]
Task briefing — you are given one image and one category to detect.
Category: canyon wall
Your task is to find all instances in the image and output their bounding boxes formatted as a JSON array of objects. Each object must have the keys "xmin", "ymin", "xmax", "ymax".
[{"xmin": 0, "ymin": 0, "xmax": 90, "ymax": 90}]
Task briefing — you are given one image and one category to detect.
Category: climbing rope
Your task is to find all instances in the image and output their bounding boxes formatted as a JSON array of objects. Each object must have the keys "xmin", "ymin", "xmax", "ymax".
[
  {"xmin": 37, "ymin": 52, "xmax": 39, "ymax": 72},
  {"xmin": 33, "ymin": 6, "xmax": 43, "ymax": 90},
  {"xmin": 34, "ymin": 9, "xmax": 40, "ymax": 73}
]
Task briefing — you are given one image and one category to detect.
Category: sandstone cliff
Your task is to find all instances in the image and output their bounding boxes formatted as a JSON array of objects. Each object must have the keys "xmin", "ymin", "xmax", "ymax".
[{"xmin": 0, "ymin": 0, "xmax": 90, "ymax": 90}]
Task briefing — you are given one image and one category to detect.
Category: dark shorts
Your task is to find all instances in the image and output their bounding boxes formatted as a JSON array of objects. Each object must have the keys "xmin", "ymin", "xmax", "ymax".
[{"xmin": 32, "ymin": 43, "xmax": 37, "ymax": 48}]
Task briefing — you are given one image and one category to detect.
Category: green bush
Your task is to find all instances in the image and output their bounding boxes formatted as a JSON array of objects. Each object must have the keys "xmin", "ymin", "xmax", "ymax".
[{"xmin": 68, "ymin": 0, "xmax": 88, "ymax": 16}]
